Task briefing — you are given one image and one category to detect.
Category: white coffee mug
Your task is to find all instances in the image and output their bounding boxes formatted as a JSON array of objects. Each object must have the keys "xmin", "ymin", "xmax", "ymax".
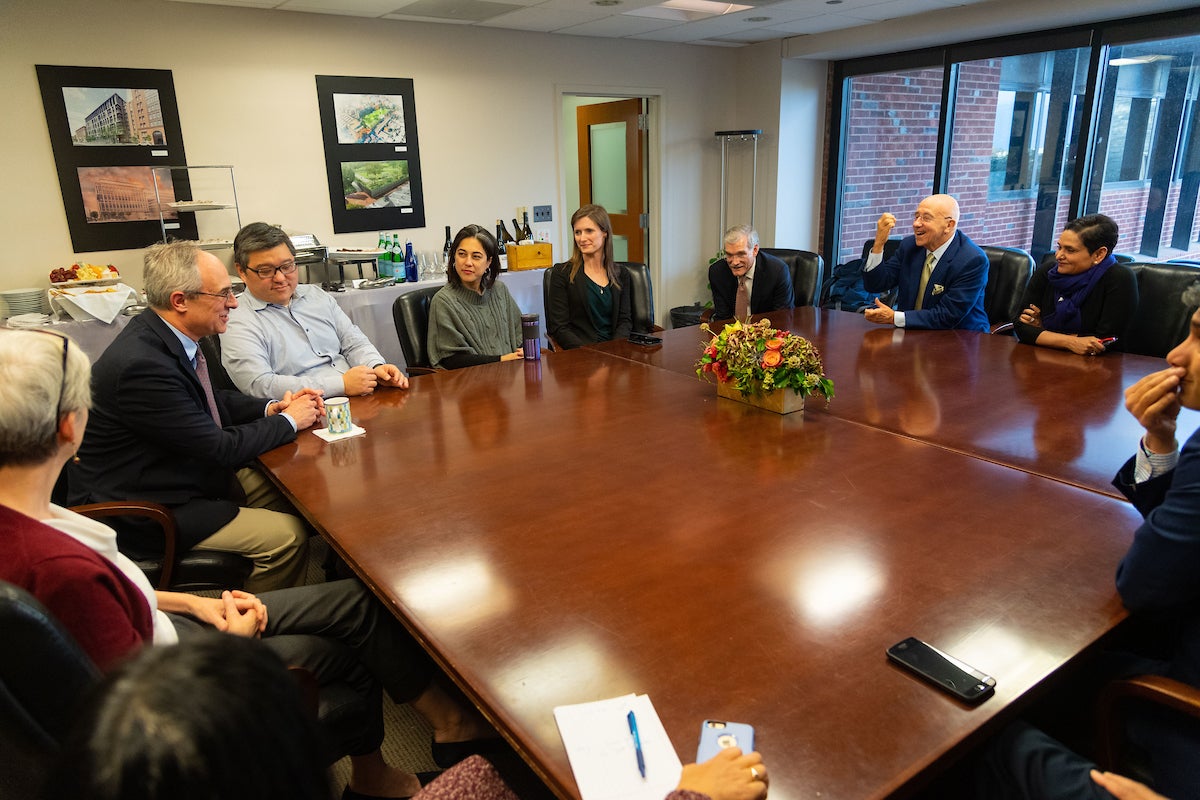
[{"xmin": 325, "ymin": 396, "xmax": 352, "ymax": 435}]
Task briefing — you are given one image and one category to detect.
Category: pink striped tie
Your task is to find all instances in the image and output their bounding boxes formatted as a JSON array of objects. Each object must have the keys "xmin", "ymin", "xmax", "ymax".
[{"xmin": 194, "ymin": 348, "xmax": 222, "ymax": 427}]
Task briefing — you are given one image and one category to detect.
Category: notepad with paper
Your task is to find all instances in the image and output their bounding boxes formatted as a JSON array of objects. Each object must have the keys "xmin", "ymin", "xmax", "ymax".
[{"xmin": 553, "ymin": 694, "xmax": 682, "ymax": 800}]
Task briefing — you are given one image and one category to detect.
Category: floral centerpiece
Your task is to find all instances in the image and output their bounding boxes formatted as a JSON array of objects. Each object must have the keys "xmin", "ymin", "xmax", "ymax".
[{"xmin": 695, "ymin": 319, "xmax": 834, "ymax": 413}]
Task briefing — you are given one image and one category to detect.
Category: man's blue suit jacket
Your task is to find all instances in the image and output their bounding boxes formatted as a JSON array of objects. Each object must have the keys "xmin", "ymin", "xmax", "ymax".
[
  {"xmin": 68, "ymin": 309, "xmax": 296, "ymax": 557},
  {"xmin": 1110, "ymin": 427, "xmax": 1200, "ymax": 796},
  {"xmin": 861, "ymin": 229, "xmax": 989, "ymax": 332}
]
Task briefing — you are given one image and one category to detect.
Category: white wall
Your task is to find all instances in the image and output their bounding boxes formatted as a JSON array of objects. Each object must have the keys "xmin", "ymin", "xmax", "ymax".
[{"xmin": 0, "ymin": 0, "xmax": 769, "ymax": 318}]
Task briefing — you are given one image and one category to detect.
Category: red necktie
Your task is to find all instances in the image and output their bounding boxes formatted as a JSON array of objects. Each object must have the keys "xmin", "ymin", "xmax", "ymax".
[{"xmin": 194, "ymin": 348, "xmax": 222, "ymax": 427}]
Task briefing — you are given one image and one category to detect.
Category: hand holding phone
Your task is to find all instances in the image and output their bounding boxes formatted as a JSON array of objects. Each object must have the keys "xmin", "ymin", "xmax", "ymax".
[
  {"xmin": 886, "ymin": 637, "xmax": 996, "ymax": 703},
  {"xmin": 697, "ymin": 719, "xmax": 755, "ymax": 762}
]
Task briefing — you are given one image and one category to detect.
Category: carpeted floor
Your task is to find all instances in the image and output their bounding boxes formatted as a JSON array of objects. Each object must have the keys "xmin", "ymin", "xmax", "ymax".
[{"xmin": 303, "ymin": 537, "xmax": 440, "ymax": 794}]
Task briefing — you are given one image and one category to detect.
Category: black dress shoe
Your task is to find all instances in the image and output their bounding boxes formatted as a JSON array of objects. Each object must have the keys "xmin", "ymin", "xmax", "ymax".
[
  {"xmin": 341, "ymin": 772, "xmax": 442, "ymax": 800},
  {"xmin": 431, "ymin": 738, "xmax": 507, "ymax": 769}
]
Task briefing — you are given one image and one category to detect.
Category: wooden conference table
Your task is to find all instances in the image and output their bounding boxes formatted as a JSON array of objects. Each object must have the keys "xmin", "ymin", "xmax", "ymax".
[
  {"xmin": 591, "ymin": 306, "xmax": 1200, "ymax": 499},
  {"xmin": 259, "ymin": 309, "xmax": 1161, "ymax": 800}
]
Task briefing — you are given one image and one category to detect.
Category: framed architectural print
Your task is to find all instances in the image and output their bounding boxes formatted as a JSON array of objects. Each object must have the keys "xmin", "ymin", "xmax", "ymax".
[
  {"xmin": 36, "ymin": 64, "xmax": 196, "ymax": 252},
  {"xmin": 315, "ymin": 75, "xmax": 426, "ymax": 233}
]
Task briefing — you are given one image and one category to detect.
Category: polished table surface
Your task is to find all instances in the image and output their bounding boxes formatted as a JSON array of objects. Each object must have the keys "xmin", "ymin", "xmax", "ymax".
[
  {"xmin": 260, "ymin": 347, "xmax": 1145, "ymax": 800},
  {"xmin": 589, "ymin": 307, "xmax": 1200, "ymax": 499}
]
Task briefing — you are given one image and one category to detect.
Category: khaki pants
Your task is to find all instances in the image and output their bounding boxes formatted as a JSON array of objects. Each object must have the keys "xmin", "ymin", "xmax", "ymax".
[{"xmin": 191, "ymin": 466, "xmax": 309, "ymax": 592}]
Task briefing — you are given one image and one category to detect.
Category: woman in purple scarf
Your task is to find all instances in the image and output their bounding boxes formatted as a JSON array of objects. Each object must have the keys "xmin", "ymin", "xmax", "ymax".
[{"xmin": 1014, "ymin": 214, "xmax": 1138, "ymax": 355}]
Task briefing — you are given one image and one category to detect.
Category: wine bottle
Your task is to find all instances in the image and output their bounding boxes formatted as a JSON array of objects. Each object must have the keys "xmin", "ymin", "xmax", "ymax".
[
  {"xmin": 442, "ymin": 225, "xmax": 452, "ymax": 264},
  {"xmin": 404, "ymin": 240, "xmax": 418, "ymax": 283},
  {"xmin": 522, "ymin": 210, "xmax": 533, "ymax": 242},
  {"xmin": 496, "ymin": 221, "xmax": 509, "ymax": 272},
  {"xmin": 494, "ymin": 219, "xmax": 509, "ymax": 245},
  {"xmin": 391, "ymin": 234, "xmax": 405, "ymax": 282},
  {"xmin": 512, "ymin": 218, "xmax": 524, "ymax": 243}
]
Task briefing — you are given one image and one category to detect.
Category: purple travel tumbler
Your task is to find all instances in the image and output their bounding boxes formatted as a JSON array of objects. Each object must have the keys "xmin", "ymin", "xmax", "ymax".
[{"xmin": 521, "ymin": 313, "xmax": 541, "ymax": 360}]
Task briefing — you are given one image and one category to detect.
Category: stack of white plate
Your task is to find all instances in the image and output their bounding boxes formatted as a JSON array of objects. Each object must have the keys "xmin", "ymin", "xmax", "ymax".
[
  {"xmin": 0, "ymin": 288, "xmax": 46, "ymax": 320},
  {"xmin": 6, "ymin": 313, "xmax": 52, "ymax": 328}
]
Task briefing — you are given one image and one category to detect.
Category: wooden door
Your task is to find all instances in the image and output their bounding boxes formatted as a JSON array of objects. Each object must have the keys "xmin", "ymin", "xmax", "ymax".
[{"xmin": 576, "ymin": 98, "xmax": 647, "ymax": 263}]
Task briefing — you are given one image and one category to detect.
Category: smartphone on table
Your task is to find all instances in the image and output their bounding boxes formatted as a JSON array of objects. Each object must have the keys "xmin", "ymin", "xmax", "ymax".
[
  {"xmin": 886, "ymin": 636, "xmax": 996, "ymax": 703},
  {"xmin": 696, "ymin": 719, "xmax": 756, "ymax": 762}
]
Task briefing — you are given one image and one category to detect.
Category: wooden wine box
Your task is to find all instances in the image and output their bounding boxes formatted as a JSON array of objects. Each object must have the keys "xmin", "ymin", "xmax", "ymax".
[{"xmin": 505, "ymin": 242, "xmax": 553, "ymax": 271}]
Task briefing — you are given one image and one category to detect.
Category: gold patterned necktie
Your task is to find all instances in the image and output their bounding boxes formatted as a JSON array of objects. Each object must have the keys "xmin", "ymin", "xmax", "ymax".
[
  {"xmin": 914, "ymin": 252, "xmax": 935, "ymax": 310},
  {"xmin": 735, "ymin": 275, "xmax": 749, "ymax": 320}
]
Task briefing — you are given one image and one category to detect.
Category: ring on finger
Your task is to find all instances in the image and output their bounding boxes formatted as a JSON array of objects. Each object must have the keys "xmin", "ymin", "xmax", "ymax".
[{"xmin": 750, "ymin": 766, "xmax": 762, "ymax": 781}]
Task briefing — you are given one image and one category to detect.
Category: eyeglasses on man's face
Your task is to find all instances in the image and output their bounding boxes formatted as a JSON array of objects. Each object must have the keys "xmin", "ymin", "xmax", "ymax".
[
  {"xmin": 913, "ymin": 213, "xmax": 952, "ymax": 225},
  {"xmin": 188, "ymin": 287, "xmax": 238, "ymax": 302},
  {"xmin": 244, "ymin": 261, "xmax": 298, "ymax": 279}
]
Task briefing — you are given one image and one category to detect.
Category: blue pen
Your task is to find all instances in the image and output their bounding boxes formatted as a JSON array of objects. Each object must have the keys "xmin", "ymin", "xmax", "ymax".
[{"xmin": 627, "ymin": 710, "xmax": 646, "ymax": 778}]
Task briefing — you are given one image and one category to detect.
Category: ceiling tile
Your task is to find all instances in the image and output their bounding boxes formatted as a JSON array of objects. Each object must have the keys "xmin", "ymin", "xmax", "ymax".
[
  {"xmin": 382, "ymin": 0, "xmax": 526, "ymax": 22},
  {"xmin": 277, "ymin": 0, "xmax": 409, "ymax": 15},
  {"xmin": 476, "ymin": 5, "xmax": 611, "ymax": 29},
  {"xmin": 557, "ymin": 14, "xmax": 682, "ymax": 35}
]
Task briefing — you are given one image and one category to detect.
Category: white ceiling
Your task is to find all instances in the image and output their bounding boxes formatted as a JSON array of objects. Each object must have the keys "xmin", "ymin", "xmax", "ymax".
[
  {"xmin": 164, "ymin": 0, "xmax": 1193, "ymax": 48},
  {"xmin": 164, "ymin": 0, "xmax": 1001, "ymax": 47}
]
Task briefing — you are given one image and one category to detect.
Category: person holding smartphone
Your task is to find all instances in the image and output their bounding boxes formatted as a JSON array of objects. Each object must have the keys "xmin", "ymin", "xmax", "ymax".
[
  {"xmin": 1013, "ymin": 214, "xmax": 1138, "ymax": 355},
  {"xmin": 545, "ymin": 204, "xmax": 633, "ymax": 349}
]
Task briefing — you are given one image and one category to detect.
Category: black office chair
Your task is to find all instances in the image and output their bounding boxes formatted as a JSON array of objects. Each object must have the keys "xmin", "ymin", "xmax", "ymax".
[
  {"xmin": 620, "ymin": 262, "xmax": 661, "ymax": 333},
  {"xmin": 762, "ymin": 248, "xmax": 823, "ymax": 307},
  {"xmin": 540, "ymin": 268, "xmax": 564, "ymax": 351},
  {"xmin": 1124, "ymin": 261, "xmax": 1200, "ymax": 358},
  {"xmin": 391, "ymin": 286, "xmax": 442, "ymax": 375},
  {"xmin": 981, "ymin": 245, "xmax": 1034, "ymax": 331},
  {"xmin": 0, "ymin": 580, "xmax": 99, "ymax": 796},
  {"xmin": 1097, "ymin": 674, "xmax": 1200, "ymax": 781},
  {"xmin": 70, "ymin": 500, "xmax": 253, "ymax": 592},
  {"xmin": 860, "ymin": 237, "xmax": 902, "ymax": 264},
  {"xmin": 53, "ymin": 464, "xmax": 252, "ymax": 593}
]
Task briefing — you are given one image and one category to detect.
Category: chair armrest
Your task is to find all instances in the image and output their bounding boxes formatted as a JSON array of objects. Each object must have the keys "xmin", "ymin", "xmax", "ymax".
[
  {"xmin": 406, "ymin": 366, "xmax": 438, "ymax": 377},
  {"xmin": 1097, "ymin": 674, "xmax": 1200, "ymax": 770},
  {"xmin": 70, "ymin": 501, "xmax": 179, "ymax": 590}
]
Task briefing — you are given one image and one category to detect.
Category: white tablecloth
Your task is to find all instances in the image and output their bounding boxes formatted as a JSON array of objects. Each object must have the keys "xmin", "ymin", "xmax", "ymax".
[
  {"xmin": 41, "ymin": 270, "xmax": 549, "ymax": 375},
  {"xmin": 331, "ymin": 270, "xmax": 547, "ymax": 370}
]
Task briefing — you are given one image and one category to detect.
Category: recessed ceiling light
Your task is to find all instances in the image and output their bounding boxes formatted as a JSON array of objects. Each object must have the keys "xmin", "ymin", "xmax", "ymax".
[
  {"xmin": 624, "ymin": 0, "xmax": 752, "ymax": 22},
  {"xmin": 826, "ymin": 0, "xmax": 842, "ymax": 4},
  {"xmin": 745, "ymin": 15, "xmax": 769, "ymax": 21},
  {"xmin": 592, "ymin": 0, "xmax": 622, "ymax": 6}
]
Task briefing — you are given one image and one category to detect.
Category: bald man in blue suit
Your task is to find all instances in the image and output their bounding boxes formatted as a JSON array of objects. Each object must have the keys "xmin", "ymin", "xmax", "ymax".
[{"xmin": 861, "ymin": 194, "xmax": 989, "ymax": 332}]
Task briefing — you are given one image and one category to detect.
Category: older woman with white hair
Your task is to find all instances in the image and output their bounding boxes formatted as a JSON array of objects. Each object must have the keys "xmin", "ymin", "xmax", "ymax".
[{"xmin": 0, "ymin": 329, "xmax": 499, "ymax": 799}]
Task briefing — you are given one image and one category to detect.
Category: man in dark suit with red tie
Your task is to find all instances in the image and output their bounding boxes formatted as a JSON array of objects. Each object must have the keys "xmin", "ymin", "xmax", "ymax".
[
  {"xmin": 861, "ymin": 194, "xmax": 990, "ymax": 332},
  {"xmin": 707, "ymin": 224, "xmax": 794, "ymax": 321},
  {"xmin": 69, "ymin": 241, "xmax": 324, "ymax": 592}
]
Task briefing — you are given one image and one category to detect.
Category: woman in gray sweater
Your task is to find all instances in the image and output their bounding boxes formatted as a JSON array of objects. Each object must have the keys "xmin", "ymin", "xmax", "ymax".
[{"xmin": 427, "ymin": 225, "xmax": 524, "ymax": 369}]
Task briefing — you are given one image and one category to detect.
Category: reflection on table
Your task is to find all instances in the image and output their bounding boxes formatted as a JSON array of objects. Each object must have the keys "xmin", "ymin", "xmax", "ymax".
[
  {"xmin": 588, "ymin": 306, "xmax": 1197, "ymax": 498},
  {"xmin": 259, "ymin": 348, "xmax": 1141, "ymax": 800}
]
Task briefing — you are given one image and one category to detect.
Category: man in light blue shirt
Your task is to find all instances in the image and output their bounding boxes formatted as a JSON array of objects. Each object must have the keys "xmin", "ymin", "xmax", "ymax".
[{"xmin": 222, "ymin": 223, "xmax": 408, "ymax": 398}]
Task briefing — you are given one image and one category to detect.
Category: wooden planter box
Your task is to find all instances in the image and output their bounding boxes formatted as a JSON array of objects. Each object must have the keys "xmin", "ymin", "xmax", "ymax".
[{"xmin": 716, "ymin": 381, "xmax": 804, "ymax": 414}]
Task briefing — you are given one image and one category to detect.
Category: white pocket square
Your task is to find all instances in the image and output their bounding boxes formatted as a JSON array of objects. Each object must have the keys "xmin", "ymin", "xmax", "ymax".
[{"xmin": 932, "ymin": 284, "xmax": 945, "ymax": 296}]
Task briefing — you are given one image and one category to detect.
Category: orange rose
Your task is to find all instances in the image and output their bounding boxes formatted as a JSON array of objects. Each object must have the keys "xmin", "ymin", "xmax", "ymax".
[
  {"xmin": 765, "ymin": 338, "xmax": 784, "ymax": 350},
  {"xmin": 762, "ymin": 349, "xmax": 782, "ymax": 367}
]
